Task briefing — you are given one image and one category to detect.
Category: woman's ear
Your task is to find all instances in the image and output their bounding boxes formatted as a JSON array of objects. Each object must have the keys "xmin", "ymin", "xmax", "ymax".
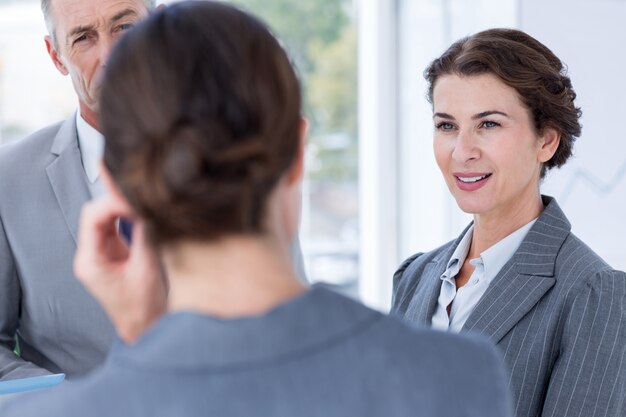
[
  {"xmin": 99, "ymin": 160, "xmax": 135, "ymax": 218},
  {"xmin": 285, "ymin": 117, "xmax": 308, "ymax": 186},
  {"xmin": 538, "ymin": 127, "xmax": 561, "ymax": 163}
]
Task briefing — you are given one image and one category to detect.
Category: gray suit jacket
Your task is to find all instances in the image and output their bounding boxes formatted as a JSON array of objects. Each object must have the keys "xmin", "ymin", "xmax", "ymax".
[
  {"xmin": 392, "ymin": 196, "xmax": 626, "ymax": 417},
  {"xmin": 0, "ymin": 115, "xmax": 308, "ymax": 381},
  {"xmin": 1, "ymin": 285, "xmax": 513, "ymax": 417},
  {"xmin": 0, "ymin": 116, "xmax": 116, "ymax": 379}
]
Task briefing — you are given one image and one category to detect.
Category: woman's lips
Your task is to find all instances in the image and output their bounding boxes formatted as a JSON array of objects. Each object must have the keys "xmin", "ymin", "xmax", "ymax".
[{"xmin": 453, "ymin": 172, "xmax": 492, "ymax": 191}]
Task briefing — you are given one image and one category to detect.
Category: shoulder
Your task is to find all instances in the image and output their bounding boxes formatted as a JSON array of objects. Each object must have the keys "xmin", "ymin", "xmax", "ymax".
[
  {"xmin": 305, "ymin": 286, "xmax": 501, "ymax": 372},
  {"xmin": 391, "ymin": 239, "xmax": 455, "ymax": 310},
  {"xmin": 364, "ymin": 314, "xmax": 512, "ymax": 415},
  {"xmin": 394, "ymin": 240, "xmax": 455, "ymax": 281},
  {"xmin": 346, "ymin": 297, "xmax": 499, "ymax": 373},
  {"xmin": 532, "ymin": 197, "xmax": 619, "ymax": 288},
  {"xmin": 374, "ymin": 313, "xmax": 498, "ymax": 365},
  {"xmin": 548, "ymin": 232, "xmax": 626, "ymax": 340},
  {"xmin": 573, "ymin": 260, "xmax": 626, "ymax": 299},
  {"xmin": 559, "ymin": 231, "xmax": 611, "ymax": 270},
  {"xmin": 0, "ymin": 121, "xmax": 63, "ymax": 156},
  {"xmin": 0, "ymin": 121, "xmax": 65, "ymax": 174},
  {"xmin": 297, "ymin": 293, "xmax": 512, "ymax": 414},
  {"xmin": 555, "ymin": 231, "xmax": 621, "ymax": 289}
]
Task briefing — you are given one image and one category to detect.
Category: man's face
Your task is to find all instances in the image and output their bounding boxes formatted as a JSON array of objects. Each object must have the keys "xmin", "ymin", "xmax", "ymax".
[{"xmin": 45, "ymin": 0, "xmax": 149, "ymax": 127}]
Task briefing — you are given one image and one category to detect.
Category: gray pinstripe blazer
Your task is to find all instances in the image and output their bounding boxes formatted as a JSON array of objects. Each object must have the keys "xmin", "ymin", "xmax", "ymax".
[{"xmin": 392, "ymin": 196, "xmax": 626, "ymax": 417}]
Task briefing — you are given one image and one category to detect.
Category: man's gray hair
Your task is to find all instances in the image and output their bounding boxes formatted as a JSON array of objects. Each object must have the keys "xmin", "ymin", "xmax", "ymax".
[{"xmin": 41, "ymin": 0, "xmax": 157, "ymax": 47}]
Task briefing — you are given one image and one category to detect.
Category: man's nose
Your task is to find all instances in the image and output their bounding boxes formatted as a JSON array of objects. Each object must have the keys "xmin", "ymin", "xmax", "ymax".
[{"xmin": 98, "ymin": 36, "xmax": 114, "ymax": 65}]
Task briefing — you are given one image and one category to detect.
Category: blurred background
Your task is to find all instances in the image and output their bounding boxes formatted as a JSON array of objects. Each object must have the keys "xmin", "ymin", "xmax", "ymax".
[{"xmin": 0, "ymin": 0, "xmax": 624, "ymax": 311}]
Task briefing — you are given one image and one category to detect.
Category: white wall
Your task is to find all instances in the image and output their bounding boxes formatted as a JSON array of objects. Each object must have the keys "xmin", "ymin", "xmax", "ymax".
[
  {"xmin": 521, "ymin": 0, "xmax": 626, "ymax": 271},
  {"xmin": 357, "ymin": 0, "xmax": 399, "ymax": 309},
  {"xmin": 0, "ymin": 2, "xmax": 74, "ymax": 143}
]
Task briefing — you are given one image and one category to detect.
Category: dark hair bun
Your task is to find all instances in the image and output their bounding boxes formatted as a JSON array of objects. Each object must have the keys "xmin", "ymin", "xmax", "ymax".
[{"xmin": 100, "ymin": 1, "xmax": 301, "ymax": 245}]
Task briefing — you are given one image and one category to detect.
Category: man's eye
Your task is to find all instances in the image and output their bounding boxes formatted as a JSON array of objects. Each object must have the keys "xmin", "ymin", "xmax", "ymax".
[
  {"xmin": 118, "ymin": 23, "xmax": 133, "ymax": 31},
  {"xmin": 73, "ymin": 34, "xmax": 88, "ymax": 44}
]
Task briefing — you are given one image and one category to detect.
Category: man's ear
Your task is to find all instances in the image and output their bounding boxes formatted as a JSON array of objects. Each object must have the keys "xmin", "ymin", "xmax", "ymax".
[
  {"xmin": 99, "ymin": 161, "xmax": 135, "ymax": 218},
  {"xmin": 538, "ymin": 127, "xmax": 561, "ymax": 163},
  {"xmin": 156, "ymin": 3, "xmax": 166, "ymax": 11},
  {"xmin": 285, "ymin": 117, "xmax": 308, "ymax": 186},
  {"xmin": 45, "ymin": 35, "xmax": 68, "ymax": 76}
]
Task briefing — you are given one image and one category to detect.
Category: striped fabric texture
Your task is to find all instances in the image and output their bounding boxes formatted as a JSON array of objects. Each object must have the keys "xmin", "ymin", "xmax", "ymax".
[{"xmin": 392, "ymin": 196, "xmax": 626, "ymax": 417}]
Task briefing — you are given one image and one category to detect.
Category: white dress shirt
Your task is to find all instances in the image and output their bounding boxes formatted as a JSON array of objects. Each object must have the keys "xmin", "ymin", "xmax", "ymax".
[
  {"xmin": 432, "ymin": 219, "xmax": 537, "ymax": 332},
  {"xmin": 76, "ymin": 112, "xmax": 105, "ymax": 199}
]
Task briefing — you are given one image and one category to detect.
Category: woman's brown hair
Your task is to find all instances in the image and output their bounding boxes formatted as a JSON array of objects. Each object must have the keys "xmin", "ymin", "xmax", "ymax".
[
  {"xmin": 99, "ymin": 1, "xmax": 301, "ymax": 246},
  {"xmin": 425, "ymin": 28, "xmax": 582, "ymax": 178}
]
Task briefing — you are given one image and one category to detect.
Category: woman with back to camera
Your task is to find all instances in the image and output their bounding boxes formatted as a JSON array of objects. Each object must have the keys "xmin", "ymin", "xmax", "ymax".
[
  {"xmin": 0, "ymin": 2, "xmax": 513, "ymax": 416},
  {"xmin": 392, "ymin": 28, "xmax": 626, "ymax": 417}
]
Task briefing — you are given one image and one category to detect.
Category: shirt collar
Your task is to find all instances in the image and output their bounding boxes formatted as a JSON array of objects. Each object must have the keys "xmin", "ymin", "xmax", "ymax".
[
  {"xmin": 480, "ymin": 219, "xmax": 536, "ymax": 280},
  {"xmin": 76, "ymin": 112, "xmax": 104, "ymax": 184},
  {"xmin": 108, "ymin": 284, "xmax": 381, "ymax": 370},
  {"xmin": 441, "ymin": 218, "xmax": 537, "ymax": 282},
  {"xmin": 441, "ymin": 225, "xmax": 474, "ymax": 280}
]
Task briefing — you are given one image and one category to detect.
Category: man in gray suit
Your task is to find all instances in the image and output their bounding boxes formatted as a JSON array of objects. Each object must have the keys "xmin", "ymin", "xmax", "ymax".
[
  {"xmin": 0, "ymin": 0, "xmax": 307, "ymax": 380},
  {"xmin": 0, "ymin": 0, "xmax": 158, "ymax": 380}
]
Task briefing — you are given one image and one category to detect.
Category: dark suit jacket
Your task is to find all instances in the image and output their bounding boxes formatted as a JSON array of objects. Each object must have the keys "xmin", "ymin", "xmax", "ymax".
[
  {"xmin": 392, "ymin": 196, "xmax": 626, "ymax": 417},
  {"xmin": 1, "ymin": 286, "xmax": 513, "ymax": 417}
]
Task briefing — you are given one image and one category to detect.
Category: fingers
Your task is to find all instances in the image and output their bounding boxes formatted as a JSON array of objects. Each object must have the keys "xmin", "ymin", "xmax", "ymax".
[
  {"xmin": 74, "ymin": 196, "xmax": 130, "ymax": 282},
  {"xmin": 73, "ymin": 196, "xmax": 168, "ymax": 343}
]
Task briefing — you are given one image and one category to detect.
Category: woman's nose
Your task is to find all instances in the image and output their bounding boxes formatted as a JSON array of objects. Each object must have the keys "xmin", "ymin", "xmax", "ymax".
[{"xmin": 451, "ymin": 129, "xmax": 480, "ymax": 162}]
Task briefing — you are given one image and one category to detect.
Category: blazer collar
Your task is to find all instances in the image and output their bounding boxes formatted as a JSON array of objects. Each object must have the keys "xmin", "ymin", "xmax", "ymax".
[
  {"xmin": 49, "ymin": 113, "xmax": 79, "ymax": 155},
  {"xmin": 403, "ymin": 224, "xmax": 471, "ymax": 326},
  {"xmin": 462, "ymin": 196, "xmax": 568, "ymax": 342},
  {"xmin": 110, "ymin": 285, "xmax": 380, "ymax": 369},
  {"xmin": 46, "ymin": 114, "xmax": 92, "ymax": 245},
  {"xmin": 513, "ymin": 195, "xmax": 571, "ymax": 276}
]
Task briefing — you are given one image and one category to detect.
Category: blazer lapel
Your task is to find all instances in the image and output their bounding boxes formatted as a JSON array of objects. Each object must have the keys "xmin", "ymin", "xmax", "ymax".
[
  {"xmin": 403, "ymin": 258, "xmax": 446, "ymax": 325},
  {"xmin": 46, "ymin": 115, "xmax": 91, "ymax": 245},
  {"xmin": 462, "ymin": 197, "xmax": 570, "ymax": 343},
  {"xmin": 403, "ymin": 228, "xmax": 469, "ymax": 326}
]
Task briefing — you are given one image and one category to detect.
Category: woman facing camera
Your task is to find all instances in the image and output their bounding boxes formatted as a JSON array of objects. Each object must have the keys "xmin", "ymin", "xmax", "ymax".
[
  {"xmin": 1, "ymin": 3, "xmax": 512, "ymax": 416},
  {"xmin": 392, "ymin": 28, "xmax": 626, "ymax": 417}
]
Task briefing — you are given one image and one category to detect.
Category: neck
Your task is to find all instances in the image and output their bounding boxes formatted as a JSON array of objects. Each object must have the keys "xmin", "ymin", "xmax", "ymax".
[
  {"xmin": 79, "ymin": 101, "xmax": 100, "ymax": 132},
  {"xmin": 162, "ymin": 235, "xmax": 307, "ymax": 318},
  {"xmin": 469, "ymin": 193, "xmax": 543, "ymax": 258}
]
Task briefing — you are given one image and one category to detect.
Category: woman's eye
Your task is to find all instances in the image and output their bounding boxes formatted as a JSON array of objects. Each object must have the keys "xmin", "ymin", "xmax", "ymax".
[
  {"xmin": 480, "ymin": 120, "xmax": 500, "ymax": 128},
  {"xmin": 435, "ymin": 122, "xmax": 455, "ymax": 130}
]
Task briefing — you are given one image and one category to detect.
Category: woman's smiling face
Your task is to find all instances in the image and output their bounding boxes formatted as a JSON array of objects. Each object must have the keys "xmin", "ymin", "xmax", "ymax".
[{"xmin": 432, "ymin": 73, "xmax": 559, "ymax": 223}]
